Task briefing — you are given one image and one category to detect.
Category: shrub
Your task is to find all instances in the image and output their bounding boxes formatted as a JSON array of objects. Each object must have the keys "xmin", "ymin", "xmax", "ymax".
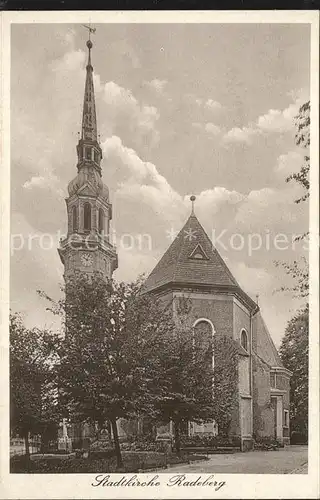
[
  {"xmin": 180, "ymin": 434, "xmax": 240, "ymax": 449},
  {"xmin": 253, "ymin": 436, "xmax": 281, "ymax": 450},
  {"xmin": 10, "ymin": 451, "xmax": 167, "ymax": 473},
  {"xmin": 290, "ymin": 431, "xmax": 308, "ymax": 445},
  {"xmin": 89, "ymin": 450, "xmax": 116, "ymax": 460},
  {"xmin": 121, "ymin": 436, "xmax": 168, "ymax": 453}
]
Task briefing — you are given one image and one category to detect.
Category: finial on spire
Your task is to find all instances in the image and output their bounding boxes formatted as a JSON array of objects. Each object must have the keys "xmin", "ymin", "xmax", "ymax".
[
  {"xmin": 82, "ymin": 24, "xmax": 96, "ymax": 67},
  {"xmin": 256, "ymin": 294, "xmax": 259, "ymax": 305},
  {"xmin": 190, "ymin": 195, "xmax": 196, "ymax": 215}
]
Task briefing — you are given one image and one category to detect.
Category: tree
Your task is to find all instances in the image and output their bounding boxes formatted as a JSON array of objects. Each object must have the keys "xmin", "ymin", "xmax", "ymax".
[
  {"xmin": 148, "ymin": 296, "xmax": 215, "ymax": 455},
  {"xmin": 10, "ymin": 313, "xmax": 61, "ymax": 456},
  {"xmin": 275, "ymin": 256, "xmax": 309, "ymax": 299},
  {"xmin": 41, "ymin": 272, "xmax": 171, "ymax": 468},
  {"xmin": 279, "ymin": 305, "xmax": 308, "ymax": 441},
  {"xmin": 275, "ymin": 101, "xmax": 310, "ymax": 297},
  {"xmin": 148, "ymin": 296, "xmax": 240, "ymax": 454},
  {"xmin": 286, "ymin": 100, "xmax": 310, "ymax": 204},
  {"xmin": 212, "ymin": 336, "xmax": 239, "ymax": 437}
]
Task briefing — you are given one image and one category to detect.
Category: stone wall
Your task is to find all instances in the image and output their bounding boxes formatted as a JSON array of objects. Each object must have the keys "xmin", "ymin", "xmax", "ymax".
[
  {"xmin": 233, "ymin": 301, "xmax": 251, "ymax": 343},
  {"xmin": 252, "ymin": 355, "xmax": 274, "ymax": 439}
]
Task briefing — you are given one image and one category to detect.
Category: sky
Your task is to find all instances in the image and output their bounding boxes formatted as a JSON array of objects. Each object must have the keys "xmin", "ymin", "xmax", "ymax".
[{"xmin": 10, "ymin": 23, "xmax": 310, "ymax": 347}]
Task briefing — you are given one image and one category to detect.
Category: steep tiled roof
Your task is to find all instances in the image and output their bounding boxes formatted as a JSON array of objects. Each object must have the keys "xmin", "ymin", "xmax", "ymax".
[
  {"xmin": 254, "ymin": 312, "xmax": 283, "ymax": 368},
  {"xmin": 143, "ymin": 214, "xmax": 240, "ymax": 292}
]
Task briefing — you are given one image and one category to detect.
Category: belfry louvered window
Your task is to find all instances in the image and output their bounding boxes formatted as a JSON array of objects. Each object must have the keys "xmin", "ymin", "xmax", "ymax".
[
  {"xmin": 84, "ymin": 203, "xmax": 91, "ymax": 231},
  {"xmin": 72, "ymin": 206, "xmax": 77, "ymax": 232},
  {"xmin": 98, "ymin": 208, "xmax": 104, "ymax": 233}
]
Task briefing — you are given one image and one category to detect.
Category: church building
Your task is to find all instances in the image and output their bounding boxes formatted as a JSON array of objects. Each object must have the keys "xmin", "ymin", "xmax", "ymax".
[
  {"xmin": 58, "ymin": 36, "xmax": 291, "ymax": 450},
  {"xmin": 142, "ymin": 203, "xmax": 292, "ymax": 448}
]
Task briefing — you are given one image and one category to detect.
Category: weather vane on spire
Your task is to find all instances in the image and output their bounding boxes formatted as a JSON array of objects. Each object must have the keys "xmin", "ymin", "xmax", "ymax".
[
  {"xmin": 82, "ymin": 23, "xmax": 96, "ymax": 41},
  {"xmin": 190, "ymin": 195, "xmax": 196, "ymax": 215}
]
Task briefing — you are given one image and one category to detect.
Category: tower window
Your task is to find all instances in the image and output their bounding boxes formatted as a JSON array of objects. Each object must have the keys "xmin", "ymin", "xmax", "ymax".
[
  {"xmin": 241, "ymin": 329, "xmax": 248, "ymax": 351},
  {"xmin": 83, "ymin": 203, "xmax": 91, "ymax": 231},
  {"xmin": 98, "ymin": 208, "xmax": 104, "ymax": 233},
  {"xmin": 270, "ymin": 373, "xmax": 276, "ymax": 388},
  {"xmin": 94, "ymin": 150, "xmax": 99, "ymax": 163},
  {"xmin": 284, "ymin": 409, "xmax": 289, "ymax": 427},
  {"xmin": 72, "ymin": 206, "xmax": 78, "ymax": 232},
  {"xmin": 85, "ymin": 147, "xmax": 91, "ymax": 160}
]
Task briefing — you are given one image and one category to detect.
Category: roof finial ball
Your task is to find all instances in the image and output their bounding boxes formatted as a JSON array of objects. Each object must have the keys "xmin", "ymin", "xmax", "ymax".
[
  {"xmin": 190, "ymin": 195, "xmax": 196, "ymax": 215},
  {"xmin": 86, "ymin": 39, "xmax": 93, "ymax": 50}
]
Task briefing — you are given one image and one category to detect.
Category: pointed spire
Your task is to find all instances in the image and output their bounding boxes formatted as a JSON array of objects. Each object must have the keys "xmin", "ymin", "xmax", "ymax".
[
  {"xmin": 76, "ymin": 30, "xmax": 102, "ymax": 174},
  {"xmin": 81, "ymin": 38, "xmax": 97, "ymax": 142}
]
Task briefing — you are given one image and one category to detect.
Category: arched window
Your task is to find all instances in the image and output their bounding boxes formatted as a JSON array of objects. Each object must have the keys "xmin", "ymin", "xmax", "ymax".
[
  {"xmin": 83, "ymin": 203, "xmax": 91, "ymax": 231},
  {"xmin": 193, "ymin": 318, "xmax": 215, "ymax": 369},
  {"xmin": 241, "ymin": 329, "xmax": 248, "ymax": 351},
  {"xmin": 72, "ymin": 206, "xmax": 77, "ymax": 232},
  {"xmin": 98, "ymin": 208, "xmax": 104, "ymax": 234},
  {"xmin": 85, "ymin": 147, "xmax": 92, "ymax": 160}
]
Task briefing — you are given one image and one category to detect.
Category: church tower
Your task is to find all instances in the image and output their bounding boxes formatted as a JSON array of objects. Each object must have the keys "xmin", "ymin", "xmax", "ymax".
[{"xmin": 58, "ymin": 36, "xmax": 118, "ymax": 279}]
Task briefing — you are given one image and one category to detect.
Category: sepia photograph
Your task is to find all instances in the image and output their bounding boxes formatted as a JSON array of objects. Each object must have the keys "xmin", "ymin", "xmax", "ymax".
[{"xmin": 1, "ymin": 11, "xmax": 319, "ymax": 500}]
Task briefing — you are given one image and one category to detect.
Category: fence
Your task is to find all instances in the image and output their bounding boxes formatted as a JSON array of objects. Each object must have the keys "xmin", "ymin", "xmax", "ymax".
[{"xmin": 10, "ymin": 437, "xmax": 41, "ymax": 456}]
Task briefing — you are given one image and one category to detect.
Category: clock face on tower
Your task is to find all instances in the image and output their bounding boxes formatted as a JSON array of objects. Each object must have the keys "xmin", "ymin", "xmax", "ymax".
[{"xmin": 81, "ymin": 252, "xmax": 93, "ymax": 267}]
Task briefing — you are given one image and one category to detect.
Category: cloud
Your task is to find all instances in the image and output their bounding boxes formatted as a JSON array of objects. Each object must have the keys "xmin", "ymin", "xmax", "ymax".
[
  {"xmin": 103, "ymin": 81, "xmax": 137, "ymax": 108},
  {"xmin": 10, "ymin": 213, "xmax": 63, "ymax": 329},
  {"xmin": 205, "ymin": 99, "xmax": 222, "ymax": 111},
  {"xmin": 195, "ymin": 97, "xmax": 222, "ymax": 111},
  {"xmin": 192, "ymin": 122, "xmax": 202, "ymax": 130},
  {"xmin": 223, "ymin": 126, "xmax": 260, "ymax": 145},
  {"xmin": 192, "ymin": 122, "xmax": 221, "ymax": 136},
  {"xmin": 223, "ymin": 92, "xmax": 307, "ymax": 144},
  {"xmin": 103, "ymin": 136, "xmax": 261, "ymax": 234},
  {"xmin": 257, "ymin": 102, "xmax": 298, "ymax": 133},
  {"xmin": 102, "ymin": 81, "xmax": 160, "ymax": 147},
  {"xmin": 102, "ymin": 136, "xmax": 183, "ymax": 223},
  {"xmin": 103, "ymin": 135, "xmax": 306, "ymax": 241},
  {"xmin": 114, "ymin": 246, "xmax": 159, "ymax": 283},
  {"xmin": 234, "ymin": 184, "xmax": 306, "ymax": 232},
  {"xmin": 189, "ymin": 188, "xmax": 244, "ymax": 215},
  {"xmin": 23, "ymin": 175, "xmax": 59, "ymax": 193},
  {"xmin": 144, "ymin": 79, "xmax": 168, "ymax": 93},
  {"xmin": 22, "ymin": 158, "xmax": 64, "ymax": 196},
  {"xmin": 228, "ymin": 260, "xmax": 274, "ymax": 296},
  {"xmin": 204, "ymin": 122, "xmax": 221, "ymax": 135},
  {"xmin": 275, "ymin": 151, "xmax": 304, "ymax": 177},
  {"xmin": 51, "ymin": 49, "xmax": 86, "ymax": 73}
]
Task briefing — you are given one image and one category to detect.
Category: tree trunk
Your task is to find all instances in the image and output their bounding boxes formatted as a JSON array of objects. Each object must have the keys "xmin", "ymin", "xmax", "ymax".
[
  {"xmin": 24, "ymin": 431, "xmax": 30, "ymax": 457},
  {"xmin": 173, "ymin": 420, "xmax": 181, "ymax": 456},
  {"xmin": 110, "ymin": 418, "xmax": 123, "ymax": 469},
  {"xmin": 106, "ymin": 420, "xmax": 112, "ymax": 440}
]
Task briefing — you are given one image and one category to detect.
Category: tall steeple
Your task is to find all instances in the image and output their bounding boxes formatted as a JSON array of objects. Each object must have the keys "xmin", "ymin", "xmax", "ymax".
[
  {"xmin": 81, "ymin": 39, "xmax": 97, "ymax": 142},
  {"xmin": 58, "ymin": 33, "xmax": 118, "ymax": 280},
  {"xmin": 76, "ymin": 37, "xmax": 102, "ymax": 175}
]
